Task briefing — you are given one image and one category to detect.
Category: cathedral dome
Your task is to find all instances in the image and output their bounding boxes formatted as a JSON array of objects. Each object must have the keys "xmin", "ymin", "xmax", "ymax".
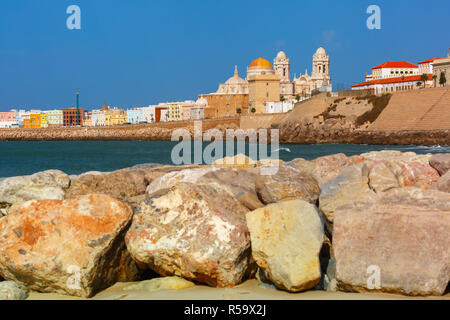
[
  {"xmin": 225, "ymin": 66, "xmax": 247, "ymax": 85},
  {"xmin": 249, "ymin": 58, "xmax": 273, "ymax": 69},
  {"xmin": 315, "ymin": 47, "xmax": 327, "ymax": 56}
]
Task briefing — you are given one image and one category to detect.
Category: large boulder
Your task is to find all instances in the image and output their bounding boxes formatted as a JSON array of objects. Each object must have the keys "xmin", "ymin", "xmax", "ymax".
[
  {"xmin": 246, "ymin": 200, "xmax": 324, "ymax": 292},
  {"xmin": 146, "ymin": 167, "xmax": 219, "ymax": 195},
  {"xmin": 0, "ymin": 281, "xmax": 29, "ymax": 300},
  {"xmin": 196, "ymin": 168, "xmax": 264, "ymax": 210},
  {"xmin": 125, "ymin": 183, "xmax": 252, "ymax": 288},
  {"xmin": 319, "ymin": 163, "xmax": 377, "ymax": 224},
  {"xmin": 361, "ymin": 151, "xmax": 440, "ymax": 188},
  {"xmin": 0, "ymin": 170, "xmax": 70, "ymax": 207},
  {"xmin": 367, "ymin": 162, "xmax": 399, "ymax": 193},
  {"xmin": 288, "ymin": 154, "xmax": 364, "ymax": 187},
  {"xmin": 212, "ymin": 154, "xmax": 257, "ymax": 169},
  {"xmin": 256, "ymin": 165, "xmax": 320, "ymax": 205},
  {"xmin": 438, "ymin": 171, "xmax": 450, "ymax": 193},
  {"xmin": 0, "ymin": 194, "xmax": 141, "ymax": 298},
  {"xmin": 67, "ymin": 165, "xmax": 202, "ymax": 202},
  {"xmin": 430, "ymin": 154, "xmax": 450, "ymax": 176},
  {"xmin": 66, "ymin": 170, "xmax": 149, "ymax": 201},
  {"xmin": 333, "ymin": 188, "xmax": 450, "ymax": 296},
  {"xmin": 311, "ymin": 154, "xmax": 365, "ymax": 187}
]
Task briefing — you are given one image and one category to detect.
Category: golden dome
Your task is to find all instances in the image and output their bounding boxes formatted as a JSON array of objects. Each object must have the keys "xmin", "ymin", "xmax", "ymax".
[{"xmin": 249, "ymin": 57, "xmax": 272, "ymax": 69}]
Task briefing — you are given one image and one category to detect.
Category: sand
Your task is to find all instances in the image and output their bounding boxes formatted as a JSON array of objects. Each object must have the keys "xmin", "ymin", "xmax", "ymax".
[{"xmin": 27, "ymin": 280, "xmax": 450, "ymax": 301}]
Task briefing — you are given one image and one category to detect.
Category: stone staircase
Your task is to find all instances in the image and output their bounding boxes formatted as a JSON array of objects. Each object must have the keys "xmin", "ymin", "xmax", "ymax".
[{"xmin": 369, "ymin": 87, "xmax": 450, "ymax": 131}]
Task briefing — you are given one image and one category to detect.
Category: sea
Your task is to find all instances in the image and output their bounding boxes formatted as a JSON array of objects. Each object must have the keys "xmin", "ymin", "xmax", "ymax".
[{"xmin": 1, "ymin": 141, "xmax": 449, "ymax": 178}]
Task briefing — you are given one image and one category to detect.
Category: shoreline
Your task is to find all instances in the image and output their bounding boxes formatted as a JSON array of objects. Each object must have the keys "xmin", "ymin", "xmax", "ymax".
[{"xmin": 0, "ymin": 125, "xmax": 449, "ymax": 146}]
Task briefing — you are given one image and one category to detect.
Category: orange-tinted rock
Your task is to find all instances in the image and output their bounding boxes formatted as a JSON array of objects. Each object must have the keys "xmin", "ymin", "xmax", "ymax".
[
  {"xmin": 125, "ymin": 183, "xmax": 252, "ymax": 288},
  {"xmin": 0, "ymin": 194, "xmax": 140, "ymax": 298},
  {"xmin": 334, "ymin": 188, "xmax": 450, "ymax": 296}
]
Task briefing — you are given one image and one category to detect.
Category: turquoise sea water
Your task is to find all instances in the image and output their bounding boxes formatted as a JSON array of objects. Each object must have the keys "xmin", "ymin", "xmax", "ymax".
[{"xmin": 0, "ymin": 141, "xmax": 449, "ymax": 178}]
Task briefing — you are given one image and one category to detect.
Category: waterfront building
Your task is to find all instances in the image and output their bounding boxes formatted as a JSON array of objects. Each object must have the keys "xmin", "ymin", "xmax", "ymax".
[
  {"xmin": 264, "ymin": 101, "xmax": 295, "ymax": 114},
  {"xmin": 154, "ymin": 105, "xmax": 169, "ymax": 122},
  {"xmin": 418, "ymin": 58, "xmax": 443, "ymax": 75},
  {"xmin": 191, "ymin": 96, "xmax": 207, "ymax": 120},
  {"xmin": 0, "ymin": 110, "xmax": 18, "ymax": 128},
  {"xmin": 366, "ymin": 61, "xmax": 419, "ymax": 80},
  {"xmin": 40, "ymin": 113, "xmax": 48, "ymax": 128},
  {"xmin": 126, "ymin": 108, "xmax": 144, "ymax": 124},
  {"xmin": 166, "ymin": 102, "xmax": 183, "ymax": 122},
  {"xmin": 91, "ymin": 110, "xmax": 105, "ymax": 126},
  {"xmin": 24, "ymin": 113, "xmax": 42, "ymax": 128},
  {"xmin": 44, "ymin": 110, "xmax": 63, "ymax": 127},
  {"xmin": 432, "ymin": 49, "xmax": 450, "ymax": 87},
  {"xmin": 141, "ymin": 106, "xmax": 156, "ymax": 123},
  {"xmin": 352, "ymin": 74, "xmax": 433, "ymax": 94},
  {"xmin": 182, "ymin": 101, "xmax": 195, "ymax": 121},
  {"xmin": 63, "ymin": 108, "xmax": 84, "ymax": 126},
  {"xmin": 351, "ymin": 54, "xmax": 450, "ymax": 93},
  {"xmin": 104, "ymin": 108, "xmax": 127, "ymax": 126}
]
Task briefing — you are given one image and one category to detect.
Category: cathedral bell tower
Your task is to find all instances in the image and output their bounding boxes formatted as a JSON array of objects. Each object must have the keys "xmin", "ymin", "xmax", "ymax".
[{"xmin": 312, "ymin": 46, "xmax": 331, "ymax": 87}]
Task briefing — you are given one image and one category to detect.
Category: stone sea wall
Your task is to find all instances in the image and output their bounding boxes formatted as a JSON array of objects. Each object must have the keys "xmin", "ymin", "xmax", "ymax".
[
  {"xmin": 0, "ymin": 151, "xmax": 449, "ymax": 299},
  {"xmin": 0, "ymin": 118, "xmax": 240, "ymax": 141},
  {"xmin": 0, "ymin": 116, "xmax": 449, "ymax": 145}
]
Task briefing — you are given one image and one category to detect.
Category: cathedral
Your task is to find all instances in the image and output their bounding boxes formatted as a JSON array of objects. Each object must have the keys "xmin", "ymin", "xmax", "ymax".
[
  {"xmin": 202, "ymin": 47, "xmax": 332, "ymax": 116},
  {"xmin": 274, "ymin": 47, "xmax": 332, "ymax": 99}
]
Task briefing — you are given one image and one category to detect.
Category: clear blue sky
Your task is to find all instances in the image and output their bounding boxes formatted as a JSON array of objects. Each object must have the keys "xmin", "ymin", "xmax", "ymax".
[{"xmin": 0, "ymin": 0, "xmax": 448, "ymax": 111}]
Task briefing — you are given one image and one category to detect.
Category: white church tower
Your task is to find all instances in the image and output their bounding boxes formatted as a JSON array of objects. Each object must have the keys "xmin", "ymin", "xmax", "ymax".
[
  {"xmin": 312, "ymin": 46, "xmax": 331, "ymax": 89},
  {"xmin": 274, "ymin": 51, "xmax": 294, "ymax": 98}
]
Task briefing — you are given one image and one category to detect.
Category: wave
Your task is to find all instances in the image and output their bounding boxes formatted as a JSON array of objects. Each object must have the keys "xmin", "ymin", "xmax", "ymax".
[{"xmin": 274, "ymin": 147, "xmax": 291, "ymax": 153}]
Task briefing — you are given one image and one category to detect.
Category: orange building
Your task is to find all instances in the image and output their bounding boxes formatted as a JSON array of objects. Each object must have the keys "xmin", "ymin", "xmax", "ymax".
[{"xmin": 23, "ymin": 114, "xmax": 42, "ymax": 128}]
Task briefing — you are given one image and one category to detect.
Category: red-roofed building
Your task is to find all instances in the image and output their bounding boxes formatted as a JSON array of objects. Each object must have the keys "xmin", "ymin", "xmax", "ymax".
[
  {"xmin": 369, "ymin": 61, "xmax": 418, "ymax": 81},
  {"xmin": 418, "ymin": 58, "xmax": 444, "ymax": 75},
  {"xmin": 352, "ymin": 74, "xmax": 432, "ymax": 94}
]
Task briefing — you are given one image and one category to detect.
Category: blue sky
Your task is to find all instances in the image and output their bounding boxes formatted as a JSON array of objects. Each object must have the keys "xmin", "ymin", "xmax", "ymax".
[{"xmin": 0, "ymin": 0, "xmax": 448, "ymax": 111}]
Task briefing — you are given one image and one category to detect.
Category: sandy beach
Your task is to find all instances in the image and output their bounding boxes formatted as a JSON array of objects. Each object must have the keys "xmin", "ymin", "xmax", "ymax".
[{"xmin": 26, "ymin": 280, "xmax": 450, "ymax": 301}]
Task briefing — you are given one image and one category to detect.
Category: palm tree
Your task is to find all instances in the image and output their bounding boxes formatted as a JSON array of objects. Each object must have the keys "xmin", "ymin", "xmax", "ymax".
[{"xmin": 420, "ymin": 74, "xmax": 428, "ymax": 88}]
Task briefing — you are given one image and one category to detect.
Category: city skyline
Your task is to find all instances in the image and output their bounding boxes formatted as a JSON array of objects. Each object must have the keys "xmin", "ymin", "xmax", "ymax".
[{"xmin": 0, "ymin": 0, "xmax": 449, "ymax": 111}]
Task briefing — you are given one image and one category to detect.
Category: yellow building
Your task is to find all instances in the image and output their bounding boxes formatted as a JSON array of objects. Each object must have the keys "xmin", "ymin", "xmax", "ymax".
[
  {"xmin": 105, "ymin": 109, "xmax": 127, "ymax": 126},
  {"xmin": 166, "ymin": 102, "xmax": 183, "ymax": 121},
  {"xmin": 39, "ymin": 113, "xmax": 48, "ymax": 128}
]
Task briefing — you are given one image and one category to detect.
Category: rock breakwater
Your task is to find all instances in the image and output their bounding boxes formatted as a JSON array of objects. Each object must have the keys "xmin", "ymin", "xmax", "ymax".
[{"xmin": 0, "ymin": 151, "xmax": 449, "ymax": 299}]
